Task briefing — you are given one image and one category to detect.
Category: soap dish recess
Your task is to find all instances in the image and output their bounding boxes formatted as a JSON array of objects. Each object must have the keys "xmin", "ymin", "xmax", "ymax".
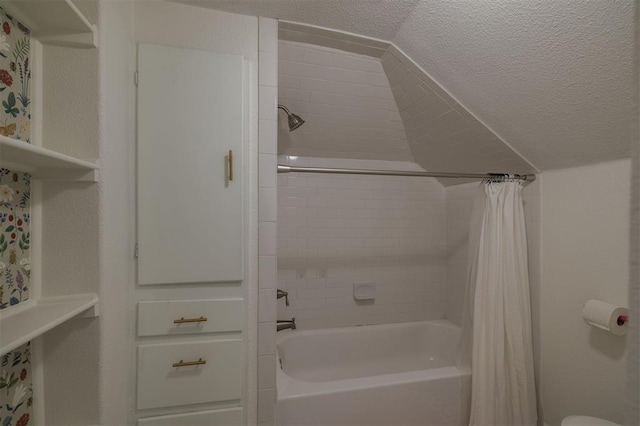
[{"xmin": 353, "ymin": 283, "xmax": 375, "ymax": 301}]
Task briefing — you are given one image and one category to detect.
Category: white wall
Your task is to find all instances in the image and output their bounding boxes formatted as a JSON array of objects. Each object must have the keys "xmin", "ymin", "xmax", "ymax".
[
  {"xmin": 540, "ymin": 159, "xmax": 631, "ymax": 426},
  {"xmin": 277, "ymin": 156, "xmax": 447, "ymax": 329}
]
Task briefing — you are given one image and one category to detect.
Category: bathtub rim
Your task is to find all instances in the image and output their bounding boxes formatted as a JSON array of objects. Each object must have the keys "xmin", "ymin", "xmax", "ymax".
[{"xmin": 276, "ymin": 318, "xmax": 460, "ymax": 347}]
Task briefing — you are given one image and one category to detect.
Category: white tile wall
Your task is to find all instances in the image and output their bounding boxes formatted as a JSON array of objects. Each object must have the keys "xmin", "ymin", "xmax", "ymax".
[
  {"xmin": 258, "ymin": 355, "xmax": 276, "ymax": 389},
  {"xmin": 381, "ymin": 45, "xmax": 536, "ymax": 180},
  {"xmin": 444, "ymin": 182, "xmax": 479, "ymax": 326},
  {"xmin": 258, "ymin": 119, "xmax": 277, "ymax": 154},
  {"xmin": 257, "ymin": 388, "xmax": 276, "ymax": 423},
  {"xmin": 259, "ymin": 255, "xmax": 277, "ymax": 289},
  {"xmin": 278, "ymin": 40, "xmax": 413, "ymax": 162},
  {"xmin": 257, "ymin": 17, "xmax": 278, "ymax": 426},
  {"xmin": 277, "ymin": 156, "xmax": 447, "ymax": 329},
  {"xmin": 259, "ymin": 188, "xmax": 277, "ymax": 222},
  {"xmin": 259, "ymin": 18, "xmax": 278, "ymax": 54},
  {"xmin": 259, "ymin": 51, "xmax": 278, "ymax": 87},
  {"xmin": 258, "ymin": 222, "xmax": 277, "ymax": 256},
  {"xmin": 257, "ymin": 321, "xmax": 276, "ymax": 356},
  {"xmin": 259, "ymin": 86, "xmax": 278, "ymax": 122}
]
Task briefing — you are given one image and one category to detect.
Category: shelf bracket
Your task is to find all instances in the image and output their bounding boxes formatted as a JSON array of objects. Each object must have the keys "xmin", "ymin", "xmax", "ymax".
[{"xmin": 75, "ymin": 303, "xmax": 99, "ymax": 319}]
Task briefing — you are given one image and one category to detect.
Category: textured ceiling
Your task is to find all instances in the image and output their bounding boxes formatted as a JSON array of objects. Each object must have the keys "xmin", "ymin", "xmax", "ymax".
[
  {"xmin": 392, "ymin": 0, "xmax": 635, "ymax": 170},
  {"xmin": 278, "ymin": 41, "xmax": 412, "ymax": 161},
  {"xmin": 174, "ymin": 0, "xmax": 635, "ymax": 171}
]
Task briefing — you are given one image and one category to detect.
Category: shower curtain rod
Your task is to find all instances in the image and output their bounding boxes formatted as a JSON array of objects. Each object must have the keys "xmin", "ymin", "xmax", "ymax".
[{"xmin": 277, "ymin": 165, "xmax": 536, "ymax": 181}]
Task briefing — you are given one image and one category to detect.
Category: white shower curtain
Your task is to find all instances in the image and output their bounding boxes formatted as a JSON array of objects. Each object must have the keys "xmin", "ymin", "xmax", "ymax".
[{"xmin": 461, "ymin": 180, "xmax": 538, "ymax": 426}]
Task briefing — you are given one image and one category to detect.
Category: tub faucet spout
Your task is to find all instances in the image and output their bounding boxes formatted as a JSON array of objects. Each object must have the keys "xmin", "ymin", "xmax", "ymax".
[{"xmin": 277, "ymin": 317, "xmax": 296, "ymax": 331}]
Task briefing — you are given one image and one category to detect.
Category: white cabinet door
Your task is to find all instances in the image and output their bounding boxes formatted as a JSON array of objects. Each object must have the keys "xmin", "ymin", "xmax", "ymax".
[{"xmin": 136, "ymin": 43, "xmax": 244, "ymax": 285}]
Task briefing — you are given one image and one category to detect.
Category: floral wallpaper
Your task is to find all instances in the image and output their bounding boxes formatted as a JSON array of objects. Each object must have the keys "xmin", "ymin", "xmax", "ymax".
[
  {"xmin": 0, "ymin": 7, "xmax": 32, "ymax": 426},
  {"xmin": 0, "ymin": 7, "xmax": 29, "ymax": 143},
  {"xmin": 0, "ymin": 169, "xmax": 32, "ymax": 426},
  {"xmin": 0, "ymin": 170, "xmax": 30, "ymax": 309},
  {"xmin": 0, "ymin": 343, "xmax": 31, "ymax": 426}
]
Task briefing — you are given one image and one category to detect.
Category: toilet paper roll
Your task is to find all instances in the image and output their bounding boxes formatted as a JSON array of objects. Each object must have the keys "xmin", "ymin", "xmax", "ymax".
[{"xmin": 582, "ymin": 299, "xmax": 628, "ymax": 336}]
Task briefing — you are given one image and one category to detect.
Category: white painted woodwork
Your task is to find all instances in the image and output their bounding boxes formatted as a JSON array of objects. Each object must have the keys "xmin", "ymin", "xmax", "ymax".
[
  {"xmin": 137, "ymin": 299, "xmax": 243, "ymax": 337},
  {"xmin": 136, "ymin": 339, "xmax": 242, "ymax": 410},
  {"xmin": 0, "ymin": 0, "xmax": 97, "ymax": 48},
  {"xmin": 137, "ymin": 407, "xmax": 242, "ymax": 426},
  {"xmin": 136, "ymin": 43, "xmax": 244, "ymax": 285},
  {"xmin": 0, "ymin": 293, "xmax": 98, "ymax": 355},
  {"xmin": 0, "ymin": 135, "xmax": 98, "ymax": 181}
]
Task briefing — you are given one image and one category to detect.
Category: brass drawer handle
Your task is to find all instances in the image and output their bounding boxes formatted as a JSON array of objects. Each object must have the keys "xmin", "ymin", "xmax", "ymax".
[
  {"xmin": 172, "ymin": 358, "xmax": 206, "ymax": 368},
  {"xmin": 173, "ymin": 316, "xmax": 208, "ymax": 324},
  {"xmin": 228, "ymin": 149, "xmax": 233, "ymax": 181}
]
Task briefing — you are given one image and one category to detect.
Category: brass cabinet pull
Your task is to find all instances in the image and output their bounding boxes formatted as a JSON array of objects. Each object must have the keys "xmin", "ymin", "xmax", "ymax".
[
  {"xmin": 228, "ymin": 149, "xmax": 233, "ymax": 181},
  {"xmin": 173, "ymin": 316, "xmax": 208, "ymax": 324},
  {"xmin": 172, "ymin": 358, "xmax": 206, "ymax": 368}
]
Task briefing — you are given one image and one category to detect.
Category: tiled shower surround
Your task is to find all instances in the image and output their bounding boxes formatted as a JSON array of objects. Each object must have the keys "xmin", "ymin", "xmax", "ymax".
[
  {"xmin": 277, "ymin": 157, "xmax": 447, "ymax": 329},
  {"xmin": 277, "ymin": 157, "xmax": 541, "ymax": 333}
]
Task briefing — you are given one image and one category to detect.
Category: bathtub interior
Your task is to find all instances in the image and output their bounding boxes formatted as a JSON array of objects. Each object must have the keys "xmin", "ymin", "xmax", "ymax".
[
  {"xmin": 275, "ymin": 320, "xmax": 470, "ymax": 426},
  {"xmin": 277, "ymin": 320, "xmax": 460, "ymax": 383}
]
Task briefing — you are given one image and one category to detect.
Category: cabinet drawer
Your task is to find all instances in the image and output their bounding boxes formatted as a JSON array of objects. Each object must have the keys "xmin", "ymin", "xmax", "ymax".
[
  {"xmin": 138, "ymin": 299, "xmax": 243, "ymax": 337},
  {"xmin": 138, "ymin": 407, "xmax": 242, "ymax": 426},
  {"xmin": 137, "ymin": 339, "xmax": 242, "ymax": 410}
]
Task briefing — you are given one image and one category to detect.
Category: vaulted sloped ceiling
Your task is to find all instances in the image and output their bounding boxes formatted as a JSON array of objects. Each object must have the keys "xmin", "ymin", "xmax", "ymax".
[
  {"xmin": 174, "ymin": 0, "xmax": 634, "ymax": 172},
  {"xmin": 391, "ymin": 1, "xmax": 634, "ymax": 170}
]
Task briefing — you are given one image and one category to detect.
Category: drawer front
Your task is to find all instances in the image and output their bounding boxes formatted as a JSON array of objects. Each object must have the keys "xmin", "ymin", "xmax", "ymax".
[
  {"xmin": 138, "ymin": 407, "xmax": 242, "ymax": 426},
  {"xmin": 138, "ymin": 299, "xmax": 243, "ymax": 337},
  {"xmin": 137, "ymin": 339, "xmax": 242, "ymax": 410}
]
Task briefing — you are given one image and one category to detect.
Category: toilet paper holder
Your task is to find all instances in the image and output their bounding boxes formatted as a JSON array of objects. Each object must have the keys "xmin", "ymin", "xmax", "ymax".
[{"xmin": 582, "ymin": 299, "xmax": 628, "ymax": 336}]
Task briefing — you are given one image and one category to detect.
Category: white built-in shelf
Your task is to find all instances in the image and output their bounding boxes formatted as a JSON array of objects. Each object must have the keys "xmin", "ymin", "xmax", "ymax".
[
  {"xmin": 0, "ymin": 293, "xmax": 98, "ymax": 355},
  {"xmin": 0, "ymin": 135, "xmax": 98, "ymax": 181},
  {"xmin": 0, "ymin": 0, "xmax": 97, "ymax": 48}
]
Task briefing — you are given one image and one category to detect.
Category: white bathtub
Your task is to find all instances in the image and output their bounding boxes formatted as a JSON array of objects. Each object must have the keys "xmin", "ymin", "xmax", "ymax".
[{"xmin": 275, "ymin": 320, "xmax": 471, "ymax": 426}]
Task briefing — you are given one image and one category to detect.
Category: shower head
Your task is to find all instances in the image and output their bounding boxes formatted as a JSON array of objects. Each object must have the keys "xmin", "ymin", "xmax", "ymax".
[{"xmin": 278, "ymin": 104, "xmax": 305, "ymax": 131}]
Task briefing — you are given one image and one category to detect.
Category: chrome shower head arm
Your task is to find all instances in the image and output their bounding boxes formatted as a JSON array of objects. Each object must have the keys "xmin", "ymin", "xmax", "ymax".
[{"xmin": 278, "ymin": 104, "xmax": 292, "ymax": 115}]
